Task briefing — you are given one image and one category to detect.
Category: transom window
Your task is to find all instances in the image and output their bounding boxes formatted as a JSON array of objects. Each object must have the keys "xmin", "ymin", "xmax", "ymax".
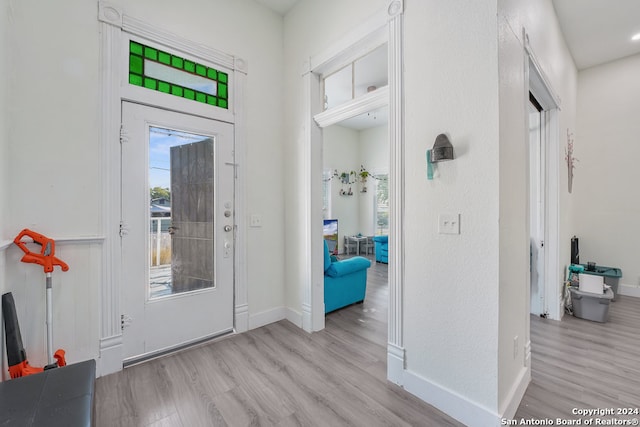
[{"xmin": 129, "ymin": 41, "xmax": 229, "ymax": 109}]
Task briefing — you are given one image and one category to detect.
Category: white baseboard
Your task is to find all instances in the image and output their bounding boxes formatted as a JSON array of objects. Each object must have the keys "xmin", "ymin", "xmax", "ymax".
[
  {"xmin": 499, "ymin": 367, "xmax": 531, "ymax": 420},
  {"xmin": 249, "ymin": 306, "xmax": 286, "ymax": 330},
  {"xmin": 387, "ymin": 343, "xmax": 404, "ymax": 385},
  {"xmin": 235, "ymin": 303, "xmax": 249, "ymax": 333},
  {"xmin": 302, "ymin": 302, "xmax": 312, "ymax": 333},
  {"xmin": 98, "ymin": 334, "xmax": 123, "ymax": 377},
  {"xmin": 285, "ymin": 307, "xmax": 303, "ymax": 328},
  {"xmin": 618, "ymin": 283, "xmax": 640, "ymax": 298},
  {"xmin": 402, "ymin": 369, "xmax": 500, "ymax": 427}
]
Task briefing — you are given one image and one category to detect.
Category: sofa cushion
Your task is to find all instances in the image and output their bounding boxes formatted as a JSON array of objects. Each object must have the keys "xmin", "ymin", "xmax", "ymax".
[
  {"xmin": 325, "ymin": 256, "xmax": 371, "ymax": 277},
  {"xmin": 373, "ymin": 235, "xmax": 388, "ymax": 243}
]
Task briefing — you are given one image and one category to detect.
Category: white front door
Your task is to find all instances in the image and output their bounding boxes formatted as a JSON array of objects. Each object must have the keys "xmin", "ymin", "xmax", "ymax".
[
  {"xmin": 121, "ymin": 101, "xmax": 234, "ymax": 362},
  {"xmin": 529, "ymin": 97, "xmax": 546, "ymax": 316}
]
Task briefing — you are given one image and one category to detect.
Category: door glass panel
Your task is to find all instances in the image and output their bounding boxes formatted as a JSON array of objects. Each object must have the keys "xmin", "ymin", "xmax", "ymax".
[{"xmin": 149, "ymin": 126, "xmax": 215, "ymax": 299}]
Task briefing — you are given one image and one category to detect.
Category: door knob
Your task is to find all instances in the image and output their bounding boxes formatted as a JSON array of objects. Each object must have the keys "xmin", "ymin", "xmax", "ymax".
[{"xmin": 224, "ymin": 225, "xmax": 232, "ymax": 232}]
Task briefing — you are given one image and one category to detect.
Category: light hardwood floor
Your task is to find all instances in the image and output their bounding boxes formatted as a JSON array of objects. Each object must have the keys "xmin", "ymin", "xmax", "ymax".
[
  {"xmin": 95, "ymin": 259, "xmax": 462, "ymax": 426},
  {"xmin": 96, "ymin": 259, "xmax": 640, "ymax": 426},
  {"xmin": 515, "ymin": 294, "xmax": 640, "ymax": 422}
]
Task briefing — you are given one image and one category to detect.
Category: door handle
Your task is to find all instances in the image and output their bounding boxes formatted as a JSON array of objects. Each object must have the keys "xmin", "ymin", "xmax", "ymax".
[
  {"xmin": 223, "ymin": 225, "xmax": 232, "ymax": 232},
  {"xmin": 168, "ymin": 226, "xmax": 178, "ymax": 235}
]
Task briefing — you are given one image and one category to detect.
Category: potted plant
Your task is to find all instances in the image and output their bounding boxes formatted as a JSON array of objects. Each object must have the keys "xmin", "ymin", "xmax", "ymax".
[
  {"xmin": 339, "ymin": 171, "xmax": 356, "ymax": 185},
  {"xmin": 359, "ymin": 166, "xmax": 369, "ymax": 183},
  {"xmin": 359, "ymin": 166, "xmax": 369, "ymax": 192}
]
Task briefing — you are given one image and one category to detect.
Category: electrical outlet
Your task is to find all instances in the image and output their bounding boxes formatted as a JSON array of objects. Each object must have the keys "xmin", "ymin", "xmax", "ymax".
[
  {"xmin": 250, "ymin": 214, "xmax": 262, "ymax": 227},
  {"xmin": 438, "ymin": 213, "xmax": 460, "ymax": 234}
]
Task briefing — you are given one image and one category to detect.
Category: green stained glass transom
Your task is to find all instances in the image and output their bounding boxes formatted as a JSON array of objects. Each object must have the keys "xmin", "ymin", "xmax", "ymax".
[{"xmin": 129, "ymin": 40, "xmax": 229, "ymax": 109}]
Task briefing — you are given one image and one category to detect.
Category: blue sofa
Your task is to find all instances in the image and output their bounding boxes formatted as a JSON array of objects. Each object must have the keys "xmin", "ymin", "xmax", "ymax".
[
  {"xmin": 324, "ymin": 240, "xmax": 371, "ymax": 313},
  {"xmin": 373, "ymin": 235, "xmax": 388, "ymax": 263}
]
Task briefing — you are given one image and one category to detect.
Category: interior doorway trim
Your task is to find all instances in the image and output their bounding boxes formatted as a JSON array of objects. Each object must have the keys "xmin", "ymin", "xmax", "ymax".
[
  {"xmin": 97, "ymin": 0, "xmax": 248, "ymax": 376},
  {"xmin": 314, "ymin": 86, "xmax": 389, "ymax": 128},
  {"xmin": 523, "ymin": 31, "xmax": 561, "ymax": 369},
  {"xmin": 301, "ymin": 0, "xmax": 405, "ymax": 385}
]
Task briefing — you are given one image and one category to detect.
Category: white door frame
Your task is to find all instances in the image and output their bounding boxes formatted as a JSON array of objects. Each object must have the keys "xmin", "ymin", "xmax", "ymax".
[
  {"xmin": 301, "ymin": 0, "xmax": 405, "ymax": 384},
  {"xmin": 525, "ymin": 39, "xmax": 561, "ymax": 319},
  {"xmin": 523, "ymin": 32, "xmax": 561, "ymax": 366},
  {"xmin": 97, "ymin": 1, "xmax": 248, "ymax": 376}
]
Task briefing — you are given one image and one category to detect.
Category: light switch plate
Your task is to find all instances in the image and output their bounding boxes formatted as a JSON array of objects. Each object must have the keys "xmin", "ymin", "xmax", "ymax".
[{"xmin": 438, "ymin": 213, "xmax": 460, "ymax": 234}]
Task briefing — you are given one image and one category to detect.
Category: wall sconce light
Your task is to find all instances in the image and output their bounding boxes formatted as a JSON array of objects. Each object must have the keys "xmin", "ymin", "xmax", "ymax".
[{"xmin": 427, "ymin": 133, "xmax": 454, "ymax": 180}]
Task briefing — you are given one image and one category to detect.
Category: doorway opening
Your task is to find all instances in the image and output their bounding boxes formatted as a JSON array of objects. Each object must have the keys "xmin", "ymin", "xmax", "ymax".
[
  {"xmin": 526, "ymin": 51, "xmax": 561, "ymax": 322},
  {"xmin": 302, "ymin": 4, "xmax": 405, "ymax": 385},
  {"xmin": 529, "ymin": 92, "xmax": 546, "ymax": 317},
  {"xmin": 322, "ymin": 110, "xmax": 390, "ymax": 344}
]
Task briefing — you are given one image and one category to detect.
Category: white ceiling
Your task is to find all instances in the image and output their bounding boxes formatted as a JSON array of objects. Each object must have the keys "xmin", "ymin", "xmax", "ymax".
[
  {"xmin": 256, "ymin": 0, "xmax": 640, "ymax": 71},
  {"xmin": 551, "ymin": 0, "xmax": 640, "ymax": 70},
  {"xmin": 255, "ymin": 0, "xmax": 640, "ymax": 129}
]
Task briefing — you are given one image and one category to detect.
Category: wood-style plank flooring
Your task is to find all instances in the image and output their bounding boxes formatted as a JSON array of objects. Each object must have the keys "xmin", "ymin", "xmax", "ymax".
[
  {"xmin": 96, "ymin": 257, "xmax": 640, "ymax": 426},
  {"xmin": 95, "ymin": 258, "xmax": 462, "ymax": 426},
  {"xmin": 515, "ymin": 294, "xmax": 640, "ymax": 422}
]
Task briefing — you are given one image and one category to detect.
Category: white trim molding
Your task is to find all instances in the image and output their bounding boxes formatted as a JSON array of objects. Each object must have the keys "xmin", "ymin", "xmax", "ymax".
[
  {"xmin": 619, "ymin": 284, "xmax": 640, "ymax": 298},
  {"xmin": 98, "ymin": 334, "xmax": 124, "ymax": 376},
  {"xmin": 387, "ymin": 343, "xmax": 405, "ymax": 385},
  {"xmin": 524, "ymin": 30, "xmax": 562, "ymax": 110},
  {"xmin": 99, "ymin": 3, "xmax": 124, "ymax": 376},
  {"xmin": 0, "ymin": 240, "xmax": 13, "ymax": 251},
  {"xmin": 233, "ymin": 60, "xmax": 249, "ymax": 334},
  {"xmin": 249, "ymin": 307, "xmax": 286, "ymax": 330},
  {"xmin": 500, "ymin": 367, "xmax": 531, "ymax": 421},
  {"xmin": 314, "ymin": 86, "xmax": 389, "ymax": 129},
  {"xmin": 524, "ymin": 33, "xmax": 562, "ymax": 322},
  {"xmin": 403, "ymin": 369, "xmax": 501, "ymax": 427},
  {"xmin": 386, "ymin": 4, "xmax": 405, "ymax": 384},
  {"xmin": 235, "ymin": 303, "xmax": 249, "ymax": 333}
]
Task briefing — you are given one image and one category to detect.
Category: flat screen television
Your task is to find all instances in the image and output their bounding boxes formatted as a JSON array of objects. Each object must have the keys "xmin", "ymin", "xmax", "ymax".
[{"xmin": 323, "ymin": 219, "xmax": 338, "ymax": 254}]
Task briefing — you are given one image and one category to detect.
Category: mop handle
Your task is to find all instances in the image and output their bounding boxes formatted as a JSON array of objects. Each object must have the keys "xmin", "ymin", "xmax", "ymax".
[{"xmin": 13, "ymin": 229, "xmax": 69, "ymax": 273}]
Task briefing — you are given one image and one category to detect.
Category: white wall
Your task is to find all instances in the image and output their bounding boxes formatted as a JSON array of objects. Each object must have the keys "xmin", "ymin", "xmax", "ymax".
[
  {"xmin": 359, "ymin": 125, "xmax": 388, "ymax": 235},
  {"xmin": 0, "ymin": 0, "xmax": 9, "ymax": 375},
  {"xmin": 1, "ymin": 0, "xmax": 285, "ymax": 374},
  {"xmin": 499, "ymin": 0, "xmax": 577, "ymax": 416},
  {"xmin": 0, "ymin": 0, "xmax": 7, "ymax": 240},
  {"xmin": 323, "ymin": 125, "xmax": 360, "ymax": 248},
  {"xmin": 574, "ymin": 53, "xmax": 640, "ymax": 294},
  {"xmin": 403, "ymin": 0, "xmax": 501, "ymax": 418}
]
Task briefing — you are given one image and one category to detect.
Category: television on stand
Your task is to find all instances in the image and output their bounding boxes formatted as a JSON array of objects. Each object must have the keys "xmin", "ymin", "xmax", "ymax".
[{"xmin": 323, "ymin": 219, "xmax": 339, "ymax": 255}]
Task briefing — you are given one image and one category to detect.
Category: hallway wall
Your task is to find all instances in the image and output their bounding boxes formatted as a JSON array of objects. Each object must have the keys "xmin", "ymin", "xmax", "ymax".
[
  {"xmin": 574, "ymin": 53, "xmax": 640, "ymax": 295},
  {"xmin": 0, "ymin": 0, "xmax": 8, "ymax": 330},
  {"xmin": 498, "ymin": 0, "xmax": 577, "ymax": 415}
]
